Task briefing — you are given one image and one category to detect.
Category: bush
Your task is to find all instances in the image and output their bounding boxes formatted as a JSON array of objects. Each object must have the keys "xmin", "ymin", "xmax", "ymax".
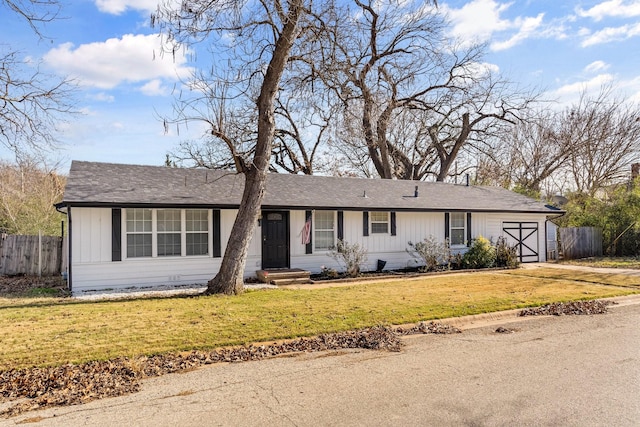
[
  {"xmin": 407, "ymin": 236, "xmax": 450, "ymax": 272},
  {"xmin": 495, "ymin": 236, "xmax": 520, "ymax": 268},
  {"xmin": 462, "ymin": 235, "xmax": 496, "ymax": 269},
  {"xmin": 328, "ymin": 240, "xmax": 368, "ymax": 277}
]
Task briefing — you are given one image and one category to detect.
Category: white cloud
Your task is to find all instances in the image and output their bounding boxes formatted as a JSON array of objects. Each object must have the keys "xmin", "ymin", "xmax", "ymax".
[
  {"xmin": 90, "ymin": 92, "xmax": 115, "ymax": 102},
  {"xmin": 581, "ymin": 22, "xmax": 640, "ymax": 46},
  {"xmin": 445, "ymin": 0, "xmax": 513, "ymax": 43},
  {"xmin": 584, "ymin": 61, "xmax": 610, "ymax": 73},
  {"xmin": 490, "ymin": 13, "xmax": 544, "ymax": 51},
  {"xmin": 553, "ymin": 74, "xmax": 615, "ymax": 97},
  {"xmin": 43, "ymin": 34, "xmax": 192, "ymax": 90},
  {"xmin": 95, "ymin": 0, "xmax": 160, "ymax": 15},
  {"xmin": 444, "ymin": 0, "xmax": 561, "ymax": 51},
  {"xmin": 576, "ymin": 0, "xmax": 640, "ymax": 21},
  {"xmin": 140, "ymin": 79, "xmax": 167, "ymax": 96}
]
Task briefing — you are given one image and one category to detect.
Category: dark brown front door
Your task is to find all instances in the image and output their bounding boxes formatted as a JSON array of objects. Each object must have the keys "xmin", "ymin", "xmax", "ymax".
[{"xmin": 262, "ymin": 211, "xmax": 290, "ymax": 269}]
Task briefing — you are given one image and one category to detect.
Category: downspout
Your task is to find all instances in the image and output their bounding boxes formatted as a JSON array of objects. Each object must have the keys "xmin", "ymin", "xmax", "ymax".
[
  {"xmin": 55, "ymin": 203, "xmax": 72, "ymax": 293},
  {"xmin": 545, "ymin": 211, "xmax": 565, "ymax": 262}
]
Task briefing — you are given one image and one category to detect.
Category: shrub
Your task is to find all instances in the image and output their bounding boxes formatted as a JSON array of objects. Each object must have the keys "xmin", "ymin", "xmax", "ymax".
[
  {"xmin": 495, "ymin": 236, "xmax": 520, "ymax": 268},
  {"xmin": 462, "ymin": 235, "xmax": 496, "ymax": 269},
  {"xmin": 407, "ymin": 236, "xmax": 450, "ymax": 272},
  {"xmin": 328, "ymin": 240, "xmax": 368, "ymax": 277}
]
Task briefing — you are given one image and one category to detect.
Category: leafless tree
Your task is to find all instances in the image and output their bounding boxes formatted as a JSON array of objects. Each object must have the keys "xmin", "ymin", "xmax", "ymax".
[
  {"xmin": 566, "ymin": 88, "xmax": 640, "ymax": 195},
  {"xmin": 482, "ymin": 86, "xmax": 640, "ymax": 197},
  {"xmin": 313, "ymin": 0, "xmax": 536, "ymax": 181},
  {"xmin": 0, "ymin": 0, "xmax": 75, "ymax": 160},
  {"xmin": 154, "ymin": 0, "xmax": 328, "ymax": 294},
  {"xmin": 0, "ymin": 156, "xmax": 65, "ymax": 235},
  {"xmin": 3, "ymin": 0, "xmax": 61, "ymax": 37}
]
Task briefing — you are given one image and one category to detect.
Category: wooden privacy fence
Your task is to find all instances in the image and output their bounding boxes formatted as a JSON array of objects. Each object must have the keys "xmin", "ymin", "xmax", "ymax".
[
  {"xmin": 559, "ymin": 227, "xmax": 603, "ymax": 260},
  {"xmin": 0, "ymin": 234, "xmax": 63, "ymax": 276}
]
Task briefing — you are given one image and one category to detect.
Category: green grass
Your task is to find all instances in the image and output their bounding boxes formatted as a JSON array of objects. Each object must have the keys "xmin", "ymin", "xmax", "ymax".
[
  {"xmin": 0, "ymin": 269, "xmax": 637, "ymax": 370},
  {"xmin": 561, "ymin": 257, "xmax": 640, "ymax": 269}
]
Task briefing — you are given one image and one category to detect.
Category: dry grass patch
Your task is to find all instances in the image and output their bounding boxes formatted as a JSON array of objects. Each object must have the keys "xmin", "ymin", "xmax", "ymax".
[
  {"xmin": 504, "ymin": 267, "xmax": 640, "ymax": 288},
  {"xmin": 561, "ymin": 257, "xmax": 640, "ymax": 270},
  {"xmin": 0, "ymin": 271, "xmax": 637, "ymax": 370}
]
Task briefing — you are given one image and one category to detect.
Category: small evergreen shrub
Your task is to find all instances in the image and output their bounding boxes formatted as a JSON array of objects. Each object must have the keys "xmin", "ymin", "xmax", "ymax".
[
  {"xmin": 328, "ymin": 240, "xmax": 368, "ymax": 277},
  {"xmin": 462, "ymin": 235, "xmax": 496, "ymax": 269}
]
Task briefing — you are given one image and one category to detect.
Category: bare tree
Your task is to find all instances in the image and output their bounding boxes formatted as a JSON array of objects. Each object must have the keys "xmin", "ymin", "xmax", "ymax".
[
  {"xmin": 2, "ymin": 0, "xmax": 61, "ymax": 37},
  {"xmin": 154, "ymin": 0, "xmax": 324, "ymax": 294},
  {"xmin": 566, "ymin": 88, "xmax": 640, "ymax": 195},
  {"xmin": 0, "ymin": 0, "xmax": 75, "ymax": 159},
  {"xmin": 313, "ymin": 0, "xmax": 537, "ymax": 181},
  {"xmin": 0, "ymin": 157, "xmax": 65, "ymax": 235},
  {"xmin": 479, "ymin": 109, "xmax": 574, "ymax": 195},
  {"xmin": 483, "ymin": 86, "xmax": 640, "ymax": 197}
]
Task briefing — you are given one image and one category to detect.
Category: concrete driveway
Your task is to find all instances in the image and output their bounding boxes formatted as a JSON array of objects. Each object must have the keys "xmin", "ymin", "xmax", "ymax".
[{"xmin": 4, "ymin": 300, "xmax": 639, "ymax": 427}]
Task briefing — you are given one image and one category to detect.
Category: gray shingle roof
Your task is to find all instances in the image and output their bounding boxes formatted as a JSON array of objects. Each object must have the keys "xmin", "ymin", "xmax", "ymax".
[{"xmin": 61, "ymin": 161, "xmax": 561, "ymax": 214}]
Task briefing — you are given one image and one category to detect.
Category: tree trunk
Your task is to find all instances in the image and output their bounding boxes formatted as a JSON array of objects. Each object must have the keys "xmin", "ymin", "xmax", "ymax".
[
  {"xmin": 206, "ymin": 0, "xmax": 302, "ymax": 295},
  {"xmin": 205, "ymin": 169, "xmax": 264, "ymax": 295}
]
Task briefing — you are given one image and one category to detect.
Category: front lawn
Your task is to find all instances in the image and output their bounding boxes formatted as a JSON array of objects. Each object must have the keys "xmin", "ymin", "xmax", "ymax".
[
  {"xmin": 561, "ymin": 256, "xmax": 640, "ymax": 269},
  {"xmin": 0, "ymin": 269, "xmax": 637, "ymax": 370}
]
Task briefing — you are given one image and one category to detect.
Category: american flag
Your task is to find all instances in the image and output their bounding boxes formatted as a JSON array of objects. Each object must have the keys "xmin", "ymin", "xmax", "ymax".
[{"xmin": 301, "ymin": 217, "xmax": 311, "ymax": 245}]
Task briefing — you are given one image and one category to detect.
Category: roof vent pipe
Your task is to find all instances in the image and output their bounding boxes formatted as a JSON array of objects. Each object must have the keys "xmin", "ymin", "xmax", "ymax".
[
  {"xmin": 465, "ymin": 174, "xmax": 470, "ymax": 187},
  {"xmin": 414, "ymin": 185, "xmax": 419, "ymax": 197}
]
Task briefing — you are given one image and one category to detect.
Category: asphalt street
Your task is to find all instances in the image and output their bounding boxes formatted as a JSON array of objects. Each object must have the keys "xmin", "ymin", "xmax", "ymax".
[{"xmin": 4, "ymin": 302, "xmax": 640, "ymax": 427}]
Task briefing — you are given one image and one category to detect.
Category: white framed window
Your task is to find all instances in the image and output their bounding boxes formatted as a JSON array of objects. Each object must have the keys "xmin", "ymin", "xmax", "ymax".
[
  {"xmin": 124, "ymin": 209, "xmax": 210, "ymax": 259},
  {"xmin": 186, "ymin": 209, "xmax": 209, "ymax": 256},
  {"xmin": 314, "ymin": 211, "xmax": 335, "ymax": 251},
  {"xmin": 126, "ymin": 208, "xmax": 152, "ymax": 258},
  {"xmin": 157, "ymin": 209, "xmax": 182, "ymax": 256},
  {"xmin": 370, "ymin": 211, "xmax": 389, "ymax": 234},
  {"xmin": 450, "ymin": 212, "xmax": 466, "ymax": 246}
]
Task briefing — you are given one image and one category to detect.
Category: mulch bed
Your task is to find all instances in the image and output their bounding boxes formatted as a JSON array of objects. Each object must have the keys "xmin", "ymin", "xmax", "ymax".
[{"xmin": 0, "ymin": 275, "xmax": 68, "ymax": 298}]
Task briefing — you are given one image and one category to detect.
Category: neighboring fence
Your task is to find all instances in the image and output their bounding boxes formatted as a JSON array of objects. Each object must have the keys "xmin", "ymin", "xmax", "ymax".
[
  {"xmin": 0, "ymin": 234, "xmax": 63, "ymax": 276},
  {"xmin": 559, "ymin": 227, "xmax": 603, "ymax": 260}
]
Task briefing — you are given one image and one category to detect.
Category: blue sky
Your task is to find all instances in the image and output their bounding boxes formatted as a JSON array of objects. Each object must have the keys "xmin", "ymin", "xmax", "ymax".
[{"xmin": 2, "ymin": 0, "xmax": 639, "ymax": 170}]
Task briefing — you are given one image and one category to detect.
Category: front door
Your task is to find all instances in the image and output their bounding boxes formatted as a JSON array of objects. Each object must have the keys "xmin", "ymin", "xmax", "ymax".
[{"xmin": 262, "ymin": 211, "xmax": 290, "ymax": 269}]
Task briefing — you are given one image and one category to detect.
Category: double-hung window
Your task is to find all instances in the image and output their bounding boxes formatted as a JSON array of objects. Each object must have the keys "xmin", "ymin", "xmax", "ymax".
[
  {"xmin": 370, "ymin": 211, "xmax": 389, "ymax": 234},
  {"xmin": 450, "ymin": 212, "xmax": 466, "ymax": 246},
  {"xmin": 186, "ymin": 209, "xmax": 209, "ymax": 256},
  {"xmin": 126, "ymin": 208, "xmax": 152, "ymax": 258},
  {"xmin": 124, "ymin": 209, "xmax": 210, "ymax": 258},
  {"xmin": 157, "ymin": 209, "xmax": 182, "ymax": 256},
  {"xmin": 314, "ymin": 211, "xmax": 335, "ymax": 251}
]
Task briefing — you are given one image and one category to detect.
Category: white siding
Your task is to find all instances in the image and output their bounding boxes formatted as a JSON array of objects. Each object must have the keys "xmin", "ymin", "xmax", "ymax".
[
  {"xmin": 70, "ymin": 207, "xmax": 260, "ymax": 292},
  {"xmin": 70, "ymin": 206, "xmax": 549, "ymax": 291},
  {"xmin": 71, "ymin": 207, "xmax": 111, "ymax": 264}
]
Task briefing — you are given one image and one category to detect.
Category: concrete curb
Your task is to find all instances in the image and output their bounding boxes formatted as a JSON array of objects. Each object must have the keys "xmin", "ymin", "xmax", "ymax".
[{"xmin": 424, "ymin": 293, "xmax": 640, "ymax": 332}]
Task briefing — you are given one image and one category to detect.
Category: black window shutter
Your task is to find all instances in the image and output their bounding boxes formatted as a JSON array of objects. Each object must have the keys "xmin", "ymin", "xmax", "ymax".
[
  {"xmin": 363, "ymin": 211, "xmax": 369, "ymax": 236},
  {"xmin": 390, "ymin": 211, "xmax": 396, "ymax": 236},
  {"xmin": 444, "ymin": 212, "xmax": 450, "ymax": 240},
  {"xmin": 305, "ymin": 210, "xmax": 313, "ymax": 254},
  {"xmin": 337, "ymin": 211, "xmax": 344, "ymax": 241},
  {"xmin": 212, "ymin": 209, "xmax": 221, "ymax": 257},
  {"xmin": 111, "ymin": 209, "xmax": 121, "ymax": 262},
  {"xmin": 466, "ymin": 212, "xmax": 472, "ymax": 246}
]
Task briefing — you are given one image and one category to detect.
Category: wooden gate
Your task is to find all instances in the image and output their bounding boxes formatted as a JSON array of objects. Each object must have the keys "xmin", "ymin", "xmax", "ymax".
[{"xmin": 502, "ymin": 222, "xmax": 539, "ymax": 263}]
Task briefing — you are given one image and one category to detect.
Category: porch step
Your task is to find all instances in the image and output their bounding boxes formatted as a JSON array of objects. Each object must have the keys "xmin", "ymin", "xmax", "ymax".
[
  {"xmin": 256, "ymin": 268, "xmax": 311, "ymax": 284},
  {"xmin": 271, "ymin": 278, "xmax": 314, "ymax": 286}
]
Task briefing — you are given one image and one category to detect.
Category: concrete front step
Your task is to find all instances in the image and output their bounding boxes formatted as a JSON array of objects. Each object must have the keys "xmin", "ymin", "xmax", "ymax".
[
  {"xmin": 271, "ymin": 278, "xmax": 314, "ymax": 286},
  {"xmin": 256, "ymin": 269, "xmax": 311, "ymax": 284}
]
